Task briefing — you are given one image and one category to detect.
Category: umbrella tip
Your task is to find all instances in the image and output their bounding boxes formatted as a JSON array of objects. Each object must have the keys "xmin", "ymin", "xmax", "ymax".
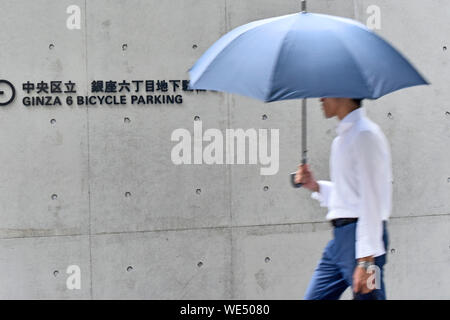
[{"xmin": 301, "ymin": 0, "xmax": 307, "ymax": 13}]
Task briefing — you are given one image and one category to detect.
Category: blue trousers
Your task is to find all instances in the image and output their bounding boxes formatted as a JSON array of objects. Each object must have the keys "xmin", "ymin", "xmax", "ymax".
[{"xmin": 304, "ymin": 221, "xmax": 388, "ymax": 300}]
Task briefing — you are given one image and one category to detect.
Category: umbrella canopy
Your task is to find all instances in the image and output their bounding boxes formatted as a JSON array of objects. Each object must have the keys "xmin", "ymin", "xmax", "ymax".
[{"xmin": 188, "ymin": 11, "xmax": 428, "ymax": 101}]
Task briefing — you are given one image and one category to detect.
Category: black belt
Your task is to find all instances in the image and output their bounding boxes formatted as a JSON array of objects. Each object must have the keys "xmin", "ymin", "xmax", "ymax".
[{"xmin": 331, "ymin": 218, "xmax": 358, "ymax": 228}]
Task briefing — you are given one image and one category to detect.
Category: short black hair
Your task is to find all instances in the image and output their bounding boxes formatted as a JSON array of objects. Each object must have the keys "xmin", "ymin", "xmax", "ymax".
[{"xmin": 352, "ymin": 98, "xmax": 363, "ymax": 107}]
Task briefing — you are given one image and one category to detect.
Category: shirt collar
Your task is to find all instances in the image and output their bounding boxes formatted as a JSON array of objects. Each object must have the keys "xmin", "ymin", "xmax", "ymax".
[{"xmin": 335, "ymin": 107, "xmax": 366, "ymax": 135}]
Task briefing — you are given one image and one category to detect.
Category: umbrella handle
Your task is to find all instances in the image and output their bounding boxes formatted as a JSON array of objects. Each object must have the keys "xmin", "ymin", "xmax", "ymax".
[
  {"xmin": 290, "ymin": 157, "xmax": 307, "ymax": 188},
  {"xmin": 290, "ymin": 172, "xmax": 303, "ymax": 188}
]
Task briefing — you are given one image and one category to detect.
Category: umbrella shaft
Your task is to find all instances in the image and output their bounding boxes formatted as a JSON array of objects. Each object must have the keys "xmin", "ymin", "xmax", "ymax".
[{"xmin": 301, "ymin": 98, "xmax": 307, "ymax": 165}]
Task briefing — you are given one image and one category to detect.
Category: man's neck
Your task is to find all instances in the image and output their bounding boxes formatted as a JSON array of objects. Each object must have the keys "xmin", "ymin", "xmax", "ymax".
[{"xmin": 337, "ymin": 105, "xmax": 360, "ymax": 120}]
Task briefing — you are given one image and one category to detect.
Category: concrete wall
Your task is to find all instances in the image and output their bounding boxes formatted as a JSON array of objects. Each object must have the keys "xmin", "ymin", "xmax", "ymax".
[{"xmin": 0, "ymin": 0, "xmax": 448, "ymax": 299}]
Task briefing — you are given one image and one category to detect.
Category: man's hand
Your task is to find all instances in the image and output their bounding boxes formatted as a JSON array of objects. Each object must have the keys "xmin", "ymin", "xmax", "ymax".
[
  {"xmin": 295, "ymin": 164, "xmax": 319, "ymax": 192},
  {"xmin": 353, "ymin": 256, "xmax": 375, "ymax": 294}
]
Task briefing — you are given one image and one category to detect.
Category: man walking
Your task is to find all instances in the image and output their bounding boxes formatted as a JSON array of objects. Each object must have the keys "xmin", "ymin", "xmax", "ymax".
[{"xmin": 296, "ymin": 98, "xmax": 392, "ymax": 300}]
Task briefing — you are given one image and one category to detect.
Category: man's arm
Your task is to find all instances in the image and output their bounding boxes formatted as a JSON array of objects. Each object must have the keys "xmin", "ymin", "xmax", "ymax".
[
  {"xmin": 354, "ymin": 131, "xmax": 386, "ymax": 260},
  {"xmin": 352, "ymin": 131, "xmax": 388, "ymax": 294}
]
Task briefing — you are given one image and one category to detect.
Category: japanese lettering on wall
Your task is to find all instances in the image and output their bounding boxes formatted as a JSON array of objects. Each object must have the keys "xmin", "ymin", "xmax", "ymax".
[{"xmin": 19, "ymin": 79, "xmax": 205, "ymax": 107}]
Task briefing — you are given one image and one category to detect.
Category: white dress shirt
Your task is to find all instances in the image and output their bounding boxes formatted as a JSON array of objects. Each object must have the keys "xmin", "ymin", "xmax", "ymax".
[{"xmin": 311, "ymin": 106, "xmax": 392, "ymax": 258}]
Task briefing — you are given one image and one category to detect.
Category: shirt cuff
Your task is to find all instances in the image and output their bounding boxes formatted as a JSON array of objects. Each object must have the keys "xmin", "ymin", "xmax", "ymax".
[
  {"xmin": 310, "ymin": 180, "xmax": 333, "ymax": 207},
  {"xmin": 355, "ymin": 237, "xmax": 386, "ymax": 259}
]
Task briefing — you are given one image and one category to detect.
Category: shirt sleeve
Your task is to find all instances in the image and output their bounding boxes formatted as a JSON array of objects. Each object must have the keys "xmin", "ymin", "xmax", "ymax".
[
  {"xmin": 311, "ymin": 180, "xmax": 334, "ymax": 208},
  {"xmin": 354, "ymin": 131, "xmax": 386, "ymax": 259}
]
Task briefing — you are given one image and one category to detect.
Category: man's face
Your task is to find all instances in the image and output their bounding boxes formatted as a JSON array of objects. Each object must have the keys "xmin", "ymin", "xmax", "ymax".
[{"xmin": 320, "ymin": 98, "xmax": 340, "ymax": 118}]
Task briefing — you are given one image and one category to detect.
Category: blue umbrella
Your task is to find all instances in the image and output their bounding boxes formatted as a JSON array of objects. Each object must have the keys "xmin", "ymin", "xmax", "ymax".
[{"xmin": 188, "ymin": 1, "xmax": 428, "ymax": 186}]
